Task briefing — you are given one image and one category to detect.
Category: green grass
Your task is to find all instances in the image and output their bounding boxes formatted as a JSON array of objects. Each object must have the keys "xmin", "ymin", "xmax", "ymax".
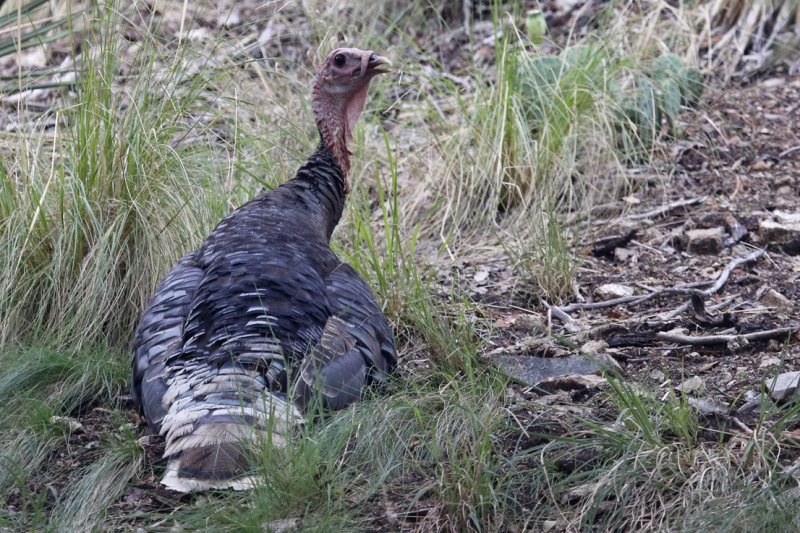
[{"xmin": 0, "ymin": 0, "xmax": 798, "ymax": 531}]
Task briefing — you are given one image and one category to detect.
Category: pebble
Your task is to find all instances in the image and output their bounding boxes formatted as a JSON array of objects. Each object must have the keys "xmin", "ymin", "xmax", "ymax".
[
  {"xmin": 594, "ymin": 283, "xmax": 635, "ymax": 300},
  {"xmin": 765, "ymin": 371, "xmax": 800, "ymax": 401},
  {"xmin": 760, "ymin": 288, "xmax": 793, "ymax": 310},
  {"xmin": 759, "ymin": 211, "xmax": 800, "ymax": 243},
  {"xmin": 677, "ymin": 376, "xmax": 703, "ymax": 393},
  {"xmin": 685, "ymin": 227, "xmax": 724, "ymax": 254}
]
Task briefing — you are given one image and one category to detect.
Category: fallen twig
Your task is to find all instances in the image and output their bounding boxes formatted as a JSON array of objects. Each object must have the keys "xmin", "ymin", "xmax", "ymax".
[
  {"xmin": 624, "ymin": 196, "xmax": 708, "ymax": 221},
  {"xmin": 656, "ymin": 327, "xmax": 795, "ymax": 346},
  {"xmin": 700, "ymin": 250, "xmax": 764, "ymax": 296},
  {"xmin": 664, "ymin": 250, "xmax": 764, "ymax": 319},
  {"xmin": 542, "ymin": 300, "xmax": 581, "ymax": 333},
  {"xmin": 551, "ymin": 250, "xmax": 764, "ymax": 327},
  {"xmin": 732, "ymin": 417, "xmax": 752, "ymax": 433}
]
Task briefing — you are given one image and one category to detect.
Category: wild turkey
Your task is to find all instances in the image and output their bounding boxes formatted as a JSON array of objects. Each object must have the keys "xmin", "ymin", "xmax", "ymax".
[{"xmin": 131, "ymin": 48, "xmax": 396, "ymax": 492}]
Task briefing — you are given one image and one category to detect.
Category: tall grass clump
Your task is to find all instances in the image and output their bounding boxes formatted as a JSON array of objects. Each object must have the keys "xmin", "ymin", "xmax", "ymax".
[
  {"xmin": 425, "ymin": 10, "xmax": 703, "ymax": 300},
  {"xmin": 0, "ymin": 1, "xmax": 257, "ymax": 349},
  {"xmin": 0, "ymin": 346, "xmax": 128, "ymax": 503}
]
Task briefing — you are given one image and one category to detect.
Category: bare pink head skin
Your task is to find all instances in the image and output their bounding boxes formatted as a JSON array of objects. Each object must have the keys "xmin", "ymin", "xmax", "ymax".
[{"xmin": 312, "ymin": 48, "xmax": 390, "ymax": 193}]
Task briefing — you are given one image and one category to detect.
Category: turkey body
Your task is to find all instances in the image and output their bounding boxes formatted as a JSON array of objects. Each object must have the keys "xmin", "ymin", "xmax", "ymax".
[{"xmin": 131, "ymin": 141, "xmax": 396, "ymax": 491}]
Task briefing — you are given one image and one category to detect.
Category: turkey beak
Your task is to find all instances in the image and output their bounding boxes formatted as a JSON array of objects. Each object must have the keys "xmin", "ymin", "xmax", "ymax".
[{"xmin": 363, "ymin": 53, "xmax": 391, "ymax": 77}]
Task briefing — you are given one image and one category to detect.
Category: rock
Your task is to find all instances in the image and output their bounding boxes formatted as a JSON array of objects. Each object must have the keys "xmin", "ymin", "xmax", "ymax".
[
  {"xmin": 685, "ymin": 227, "xmax": 724, "ymax": 254},
  {"xmin": 650, "ymin": 369, "xmax": 665, "ymax": 382},
  {"xmin": 759, "ymin": 211, "xmax": 800, "ymax": 244},
  {"xmin": 677, "ymin": 376, "xmax": 703, "ymax": 393},
  {"xmin": 760, "ymin": 288, "xmax": 793, "ymax": 310},
  {"xmin": 727, "ymin": 335, "xmax": 750, "ymax": 352},
  {"xmin": 765, "ymin": 371, "xmax": 800, "ymax": 401},
  {"xmin": 50, "ymin": 416, "xmax": 84, "ymax": 433},
  {"xmin": 538, "ymin": 373, "xmax": 606, "ymax": 392},
  {"xmin": 760, "ymin": 356, "xmax": 781, "ymax": 368},
  {"xmin": 494, "ymin": 355, "xmax": 604, "ymax": 387},
  {"xmin": 614, "ymin": 247, "xmax": 635, "ymax": 262},
  {"xmin": 687, "ymin": 397, "xmax": 728, "ymax": 415},
  {"xmin": 580, "ymin": 340, "xmax": 622, "ymax": 370},
  {"xmin": 594, "ymin": 283, "xmax": 634, "ymax": 301}
]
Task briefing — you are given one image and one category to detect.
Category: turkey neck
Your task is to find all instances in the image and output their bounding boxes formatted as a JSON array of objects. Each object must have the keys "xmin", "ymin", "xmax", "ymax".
[
  {"xmin": 286, "ymin": 138, "xmax": 347, "ymax": 242},
  {"xmin": 312, "ymin": 90, "xmax": 355, "ymax": 186}
]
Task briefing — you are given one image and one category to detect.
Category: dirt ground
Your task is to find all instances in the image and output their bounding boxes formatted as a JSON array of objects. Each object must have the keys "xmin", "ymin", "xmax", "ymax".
[{"xmin": 477, "ymin": 71, "xmax": 800, "ymax": 406}]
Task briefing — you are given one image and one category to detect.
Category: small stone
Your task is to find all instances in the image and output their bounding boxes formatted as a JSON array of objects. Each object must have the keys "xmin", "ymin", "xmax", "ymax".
[
  {"xmin": 543, "ymin": 520, "xmax": 559, "ymax": 532},
  {"xmin": 760, "ymin": 356, "xmax": 781, "ymax": 368},
  {"xmin": 677, "ymin": 376, "xmax": 703, "ymax": 393},
  {"xmin": 760, "ymin": 212, "xmax": 800, "ymax": 244},
  {"xmin": 685, "ymin": 227, "xmax": 724, "ymax": 254},
  {"xmin": 687, "ymin": 397, "xmax": 728, "ymax": 415},
  {"xmin": 650, "ymin": 369, "xmax": 665, "ymax": 381},
  {"xmin": 760, "ymin": 289, "xmax": 793, "ymax": 310},
  {"xmin": 594, "ymin": 283, "xmax": 635, "ymax": 301},
  {"xmin": 614, "ymin": 247, "xmax": 635, "ymax": 262},
  {"xmin": 766, "ymin": 371, "xmax": 800, "ymax": 401},
  {"xmin": 50, "ymin": 416, "xmax": 84, "ymax": 433},
  {"xmin": 727, "ymin": 336, "xmax": 750, "ymax": 352},
  {"xmin": 580, "ymin": 340, "xmax": 608, "ymax": 355},
  {"xmin": 767, "ymin": 339, "xmax": 782, "ymax": 351}
]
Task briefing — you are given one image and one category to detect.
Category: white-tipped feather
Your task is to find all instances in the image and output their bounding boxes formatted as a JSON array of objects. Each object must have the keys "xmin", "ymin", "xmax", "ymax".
[{"xmin": 161, "ymin": 463, "xmax": 261, "ymax": 492}]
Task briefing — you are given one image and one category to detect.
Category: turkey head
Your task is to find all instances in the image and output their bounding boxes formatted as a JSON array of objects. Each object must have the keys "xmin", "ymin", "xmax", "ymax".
[{"xmin": 312, "ymin": 48, "xmax": 390, "ymax": 191}]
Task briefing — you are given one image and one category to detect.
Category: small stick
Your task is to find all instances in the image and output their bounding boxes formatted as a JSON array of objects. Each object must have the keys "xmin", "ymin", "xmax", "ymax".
[
  {"xmin": 664, "ymin": 250, "xmax": 764, "ymax": 319},
  {"xmin": 732, "ymin": 417, "xmax": 752, "ymax": 433},
  {"xmin": 624, "ymin": 196, "xmax": 708, "ymax": 221},
  {"xmin": 656, "ymin": 327, "xmax": 795, "ymax": 346},
  {"xmin": 699, "ymin": 250, "xmax": 764, "ymax": 296},
  {"xmin": 542, "ymin": 300, "xmax": 578, "ymax": 331}
]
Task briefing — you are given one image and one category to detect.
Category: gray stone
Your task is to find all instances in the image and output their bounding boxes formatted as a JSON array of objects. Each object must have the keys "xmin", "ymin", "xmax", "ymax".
[
  {"xmin": 687, "ymin": 397, "xmax": 728, "ymax": 415},
  {"xmin": 686, "ymin": 227, "xmax": 724, "ymax": 254},
  {"xmin": 766, "ymin": 371, "xmax": 800, "ymax": 401},
  {"xmin": 594, "ymin": 283, "xmax": 635, "ymax": 301},
  {"xmin": 677, "ymin": 376, "xmax": 703, "ymax": 393},
  {"xmin": 614, "ymin": 247, "xmax": 635, "ymax": 262},
  {"xmin": 494, "ymin": 355, "xmax": 608, "ymax": 387},
  {"xmin": 760, "ymin": 288, "xmax": 793, "ymax": 310},
  {"xmin": 760, "ymin": 211, "xmax": 800, "ymax": 243}
]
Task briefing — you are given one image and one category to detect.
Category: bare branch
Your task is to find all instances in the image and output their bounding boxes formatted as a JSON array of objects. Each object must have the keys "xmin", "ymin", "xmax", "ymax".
[{"xmin": 656, "ymin": 327, "xmax": 795, "ymax": 346}]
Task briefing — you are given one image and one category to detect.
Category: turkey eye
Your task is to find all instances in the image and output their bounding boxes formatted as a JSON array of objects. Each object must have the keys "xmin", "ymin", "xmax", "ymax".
[{"xmin": 333, "ymin": 54, "xmax": 346, "ymax": 67}]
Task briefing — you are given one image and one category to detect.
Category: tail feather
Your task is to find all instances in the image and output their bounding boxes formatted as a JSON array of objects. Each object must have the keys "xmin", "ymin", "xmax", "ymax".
[{"xmin": 158, "ymin": 365, "xmax": 303, "ymax": 492}]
